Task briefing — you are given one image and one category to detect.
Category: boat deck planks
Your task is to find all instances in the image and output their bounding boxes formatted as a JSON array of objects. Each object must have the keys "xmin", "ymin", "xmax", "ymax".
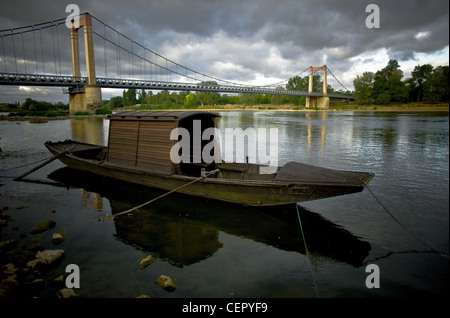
[{"xmin": 275, "ymin": 162, "xmax": 370, "ymax": 185}]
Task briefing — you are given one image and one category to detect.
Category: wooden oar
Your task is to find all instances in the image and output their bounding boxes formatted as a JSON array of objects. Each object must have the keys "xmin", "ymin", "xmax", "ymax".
[
  {"xmin": 106, "ymin": 169, "xmax": 220, "ymax": 220},
  {"xmin": 14, "ymin": 145, "xmax": 76, "ymax": 181}
]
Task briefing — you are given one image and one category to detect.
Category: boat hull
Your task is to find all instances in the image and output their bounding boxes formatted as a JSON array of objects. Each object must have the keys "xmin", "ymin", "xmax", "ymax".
[{"xmin": 45, "ymin": 140, "xmax": 373, "ymax": 206}]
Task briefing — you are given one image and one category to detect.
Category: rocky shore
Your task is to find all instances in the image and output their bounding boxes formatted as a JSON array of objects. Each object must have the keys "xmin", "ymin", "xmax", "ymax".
[
  {"xmin": 0, "ymin": 208, "xmax": 75, "ymax": 298},
  {"xmin": 1, "ymin": 206, "xmax": 177, "ymax": 298}
]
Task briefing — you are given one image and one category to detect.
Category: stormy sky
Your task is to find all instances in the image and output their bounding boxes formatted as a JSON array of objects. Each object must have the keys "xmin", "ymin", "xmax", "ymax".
[{"xmin": 0, "ymin": 0, "xmax": 448, "ymax": 103}]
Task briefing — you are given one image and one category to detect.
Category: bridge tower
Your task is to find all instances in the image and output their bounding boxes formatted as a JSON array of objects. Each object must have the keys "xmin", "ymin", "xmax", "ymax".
[
  {"xmin": 68, "ymin": 13, "xmax": 102, "ymax": 114},
  {"xmin": 305, "ymin": 65, "xmax": 329, "ymax": 109}
]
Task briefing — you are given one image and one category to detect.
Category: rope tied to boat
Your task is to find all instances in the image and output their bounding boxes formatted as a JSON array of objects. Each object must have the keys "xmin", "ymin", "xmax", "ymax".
[
  {"xmin": 105, "ymin": 169, "xmax": 220, "ymax": 220},
  {"xmin": 364, "ymin": 182, "xmax": 440, "ymax": 255},
  {"xmin": 296, "ymin": 203, "xmax": 320, "ymax": 298}
]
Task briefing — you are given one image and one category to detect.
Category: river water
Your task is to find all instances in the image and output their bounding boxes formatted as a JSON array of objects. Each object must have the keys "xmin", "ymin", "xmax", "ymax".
[{"xmin": 0, "ymin": 111, "xmax": 448, "ymax": 298}]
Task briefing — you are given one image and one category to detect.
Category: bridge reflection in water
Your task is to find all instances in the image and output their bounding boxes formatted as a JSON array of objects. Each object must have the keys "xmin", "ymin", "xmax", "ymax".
[{"xmin": 48, "ymin": 167, "xmax": 371, "ymax": 268}]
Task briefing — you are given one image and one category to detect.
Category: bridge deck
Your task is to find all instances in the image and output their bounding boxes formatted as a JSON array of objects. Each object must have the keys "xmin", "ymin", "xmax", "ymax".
[{"xmin": 0, "ymin": 72, "xmax": 354, "ymax": 99}]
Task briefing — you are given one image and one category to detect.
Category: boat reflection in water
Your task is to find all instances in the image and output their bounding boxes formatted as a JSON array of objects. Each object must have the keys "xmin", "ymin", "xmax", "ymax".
[{"xmin": 49, "ymin": 167, "xmax": 371, "ymax": 268}]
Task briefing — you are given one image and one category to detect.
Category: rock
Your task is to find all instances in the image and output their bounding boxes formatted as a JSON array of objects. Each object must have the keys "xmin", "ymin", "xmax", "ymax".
[
  {"xmin": 0, "ymin": 276, "xmax": 19, "ymax": 297},
  {"xmin": 28, "ymin": 243, "xmax": 45, "ymax": 252},
  {"xmin": 37, "ymin": 249, "xmax": 65, "ymax": 264},
  {"xmin": 57, "ymin": 288, "xmax": 77, "ymax": 298},
  {"xmin": 3, "ymin": 263, "xmax": 19, "ymax": 276},
  {"xmin": 139, "ymin": 255, "xmax": 155, "ymax": 270},
  {"xmin": 24, "ymin": 278, "xmax": 45, "ymax": 292},
  {"xmin": 50, "ymin": 275, "xmax": 67, "ymax": 288},
  {"xmin": 51, "ymin": 233, "xmax": 64, "ymax": 244},
  {"xmin": 0, "ymin": 239, "xmax": 17, "ymax": 251},
  {"xmin": 26, "ymin": 249, "xmax": 65, "ymax": 271},
  {"xmin": 30, "ymin": 219, "xmax": 56, "ymax": 234},
  {"xmin": 155, "ymin": 275, "xmax": 177, "ymax": 292}
]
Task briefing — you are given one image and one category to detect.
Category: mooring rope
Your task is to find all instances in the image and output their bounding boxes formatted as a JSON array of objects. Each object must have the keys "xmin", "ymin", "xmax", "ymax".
[
  {"xmin": 0, "ymin": 156, "xmax": 52, "ymax": 172},
  {"xmin": 296, "ymin": 203, "xmax": 320, "ymax": 298},
  {"xmin": 364, "ymin": 183, "xmax": 439, "ymax": 254}
]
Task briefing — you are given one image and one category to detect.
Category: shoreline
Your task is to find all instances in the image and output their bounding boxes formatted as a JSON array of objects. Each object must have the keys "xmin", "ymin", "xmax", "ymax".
[{"xmin": 1, "ymin": 104, "xmax": 448, "ymax": 121}]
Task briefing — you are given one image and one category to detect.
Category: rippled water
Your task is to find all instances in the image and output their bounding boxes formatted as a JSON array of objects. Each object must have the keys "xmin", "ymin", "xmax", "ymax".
[{"xmin": 0, "ymin": 111, "xmax": 448, "ymax": 298}]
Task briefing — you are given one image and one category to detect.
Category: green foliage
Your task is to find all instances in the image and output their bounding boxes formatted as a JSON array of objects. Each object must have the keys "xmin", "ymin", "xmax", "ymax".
[
  {"xmin": 353, "ymin": 72, "xmax": 374, "ymax": 104},
  {"xmin": 185, "ymin": 93, "xmax": 199, "ymax": 108},
  {"xmin": 423, "ymin": 66, "xmax": 449, "ymax": 103},
  {"xmin": 372, "ymin": 59, "xmax": 408, "ymax": 104},
  {"xmin": 108, "ymin": 96, "xmax": 123, "ymax": 109},
  {"xmin": 354, "ymin": 59, "xmax": 448, "ymax": 105},
  {"xmin": 411, "ymin": 64, "xmax": 434, "ymax": 102},
  {"xmin": 95, "ymin": 107, "xmax": 112, "ymax": 115},
  {"xmin": 122, "ymin": 89, "xmax": 137, "ymax": 106},
  {"xmin": 20, "ymin": 98, "xmax": 68, "ymax": 111}
]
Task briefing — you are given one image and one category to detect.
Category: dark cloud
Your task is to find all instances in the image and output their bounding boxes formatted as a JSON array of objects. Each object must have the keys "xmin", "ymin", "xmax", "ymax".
[{"xmin": 0, "ymin": 0, "xmax": 448, "ymax": 102}]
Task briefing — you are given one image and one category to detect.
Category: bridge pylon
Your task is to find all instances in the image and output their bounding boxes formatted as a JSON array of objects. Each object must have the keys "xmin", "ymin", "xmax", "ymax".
[
  {"xmin": 68, "ymin": 13, "xmax": 102, "ymax": 114},
  {"xmin": 305, "ymin": 65, "xmax": 329, "ymax": 109}
]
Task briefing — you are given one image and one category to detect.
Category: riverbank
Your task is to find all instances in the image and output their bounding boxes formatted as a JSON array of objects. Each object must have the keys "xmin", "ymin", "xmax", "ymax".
[
  {"xmin": 0, "ymin": 114, "xmax": 105, "ymax": 122},
  {"xmin": 1, "ymin": 102, "xmax": 448, "ymax": 121},
  {"xmin": 112, "ymin": 101, "xmax": 450, "ymax": 113}
]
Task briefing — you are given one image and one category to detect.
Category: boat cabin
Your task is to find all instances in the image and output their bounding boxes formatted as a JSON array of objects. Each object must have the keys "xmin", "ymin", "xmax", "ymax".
[{"xmin": 106, "ymin": 111, "xmax": 221, "ymax": 176}]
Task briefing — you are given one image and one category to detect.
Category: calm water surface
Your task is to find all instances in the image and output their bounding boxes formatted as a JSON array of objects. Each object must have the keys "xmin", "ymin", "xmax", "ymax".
[{"xmin": 0, "ymin": 111, "xmax": 448, "ymax": 298}]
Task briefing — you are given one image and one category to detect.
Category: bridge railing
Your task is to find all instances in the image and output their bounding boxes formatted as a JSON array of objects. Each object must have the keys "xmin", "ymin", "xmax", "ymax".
[
  {"xmin": 0, "ymin": 72, "xmax": 86, "ymax": 87},
  {"xmin": 0, "ymin": 71, "xmax": 354, "ymax": 99}
]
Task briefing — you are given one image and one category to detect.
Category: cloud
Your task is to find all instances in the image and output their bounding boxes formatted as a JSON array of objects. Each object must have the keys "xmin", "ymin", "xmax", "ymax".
[{"xmin": 0, "ymin": 0, "xmax": 448, "ymax": 103}]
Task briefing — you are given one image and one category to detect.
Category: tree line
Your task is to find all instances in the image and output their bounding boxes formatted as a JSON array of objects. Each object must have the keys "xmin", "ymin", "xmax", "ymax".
[
  {"xmin": 104, "ymin": 59, "xmax": 450, "ymax": 110},
  {"xmin": 353, "ymin": 60, "xmax": 449, "ymax": 105},
  {"xmin": 107, "ymin": 74, "xmax": 353, "ymax": 110}
]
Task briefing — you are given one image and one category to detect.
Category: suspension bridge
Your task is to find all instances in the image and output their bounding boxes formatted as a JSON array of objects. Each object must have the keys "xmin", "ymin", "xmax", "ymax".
[{"xmin": 0, "ymin": 12, "xmax": 353, "ymax": 113}]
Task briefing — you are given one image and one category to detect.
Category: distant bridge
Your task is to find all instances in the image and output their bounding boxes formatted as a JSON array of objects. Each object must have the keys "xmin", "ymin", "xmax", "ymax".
[{"xmin": 0, "ymin": 13, "xmax": 353, "ymax": 112}]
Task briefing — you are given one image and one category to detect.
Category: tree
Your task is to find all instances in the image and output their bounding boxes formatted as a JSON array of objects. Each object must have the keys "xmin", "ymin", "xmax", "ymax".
[
  {"xmin": 241, "ymin": 93, "xmax": 257, "ymax": 106},
  {"xmin": 286, "ymin": 75, "xmax": 307, "ymax": 105},
  {"xmin": 423, "ymin": 66, "xmax": 449, "ymax": 103},
  {"xmin": 137, "ymin": 89, "xmax": 147, "ymax": 104},
  {"xmin": 372, "ymin": 59, "xmax": 408, "ymax": 104},
  {"xmin": 122, "ymin": 89, "xmax": 137, "ymax": 107},
  {"xmin": 196, "ymin": 81, "xmax": 220, "ymax": 106},
  {"xmin": 271, "ymin": 87, "xmax": 285, "ymax": 105},
  {"xmin": 109, "ymin": 96, "xmax": 123, "ymax": 109},
  {"xmin": 354, "ymin": 72, "xmax": 374, "ymax": 104},
  {"xmin": 185, "ymin": 93, "xmax": 199, "ymax": 108},
  {"xmin": 411, "ymin": 64, "xmax": 433, "ymax": 102}
]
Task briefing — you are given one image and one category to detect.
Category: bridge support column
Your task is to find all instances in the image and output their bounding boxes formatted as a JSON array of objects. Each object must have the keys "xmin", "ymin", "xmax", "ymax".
[
  {"xmin": 306, "ymin": 96, "xmax": 329, "ymax": 109},
  {"xmin": 305, "ymin": 65, "xmax": 329, "ymax": 109},
  {"xmin": 69, "ymin": 13, "xmax": 102, "ymax": 114}
]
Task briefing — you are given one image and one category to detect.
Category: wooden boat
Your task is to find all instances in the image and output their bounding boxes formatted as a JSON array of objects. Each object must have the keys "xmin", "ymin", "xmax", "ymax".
[{"xmin": 44, "ymin": 111, "xmax": 374, "ymax": 206}]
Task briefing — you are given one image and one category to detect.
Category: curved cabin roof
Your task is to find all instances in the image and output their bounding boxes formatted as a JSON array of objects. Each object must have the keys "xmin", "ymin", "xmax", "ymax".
[{"xmin": 107, "ymin": 111, "xmax": 221, "ymax": 122}]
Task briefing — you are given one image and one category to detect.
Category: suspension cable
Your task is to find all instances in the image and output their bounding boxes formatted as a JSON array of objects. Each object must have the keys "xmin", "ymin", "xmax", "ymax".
[
  {"xmin": 39, "ymin": 28, "xmax": 45, "ymax": 74},
  {"xmin": 11, "ymin": 29, "xmax": 17, "ymax": 72},
  {"xmin": 0, "ymin": 13, "xmax": 351, "ymax": 93},
  {"xmin": 326, "ymin": 66, "xmax": 350, "ymax": 92},
  {"xmin": 1, "ymin": 35, "xmax": 7, "ymax": 72},
  {"xmin": 33, "ymin": 28, "xmax": 38, "ymax": 73},
  {"xmin": 21, "ymin": 32, "xmax": 27, "ymax": 74},
  {"xmin": 56, "ymin": 23, "xmax": 62, "ymax": 75}
]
